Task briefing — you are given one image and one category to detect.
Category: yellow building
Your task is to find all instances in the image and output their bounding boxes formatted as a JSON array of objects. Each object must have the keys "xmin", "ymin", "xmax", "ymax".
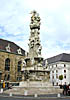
[{"xmin": 0, "ymin": 39, "xmax": 25, "ymax": 82}]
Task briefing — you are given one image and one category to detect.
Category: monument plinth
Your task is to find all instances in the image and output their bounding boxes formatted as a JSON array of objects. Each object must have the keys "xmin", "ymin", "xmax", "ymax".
[{"xmin": 21, "ymin": 10, "xmax": 49, "ymax": 81}]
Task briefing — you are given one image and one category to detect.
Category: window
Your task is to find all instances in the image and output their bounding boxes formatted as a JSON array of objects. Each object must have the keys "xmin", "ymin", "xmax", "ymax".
[
  {"xmin": 64, "ymin": 70, "xmax": 66, "ymax": 73},
  {"xmin": 56, "ymin": 74, "xmax": 58, "ymax": 78},
  {"xmin": 56, "ymin": 64, "xmax": 57, "ymax": 67},
  {"xmin": 5, "ymin": 58, "xmax": 10, "ymax": 71},
  {"xmin": 56, "ymin": 82, "xmax": 58, "ymax": 86},
  {"xmin": 56, "ymin": 70, "xmax": 58, "ymax": 73},
  {"xmin": 64, "ymin": 75, "xmax": 66, "ymax": 79},
  {"xmin": 52, "ymin": 65, "xmax": 53, "ymax": 68},
  {"xmin": 64, "ymin": 64, "xmax": 66, "ymax": 67},
  {"xmin": 52, "ymin": 76, "xmax": 54, "ymax": 79},
  {"xmin": 52, "ymin": 71, "xmax": 54, "ymax": 73},
  {"xmin": 52, "ymin": 82, "xmax": 54, "ymax": 86},
  {"xmin": 18, "ymin": 61, "xmax": 22, "ymax": 72}
]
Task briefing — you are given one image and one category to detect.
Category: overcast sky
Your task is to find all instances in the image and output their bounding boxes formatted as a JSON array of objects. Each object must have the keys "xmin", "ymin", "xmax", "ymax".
[{"xmin": 0, "ymin": 0, "xmax": 70, "ymax": 58}]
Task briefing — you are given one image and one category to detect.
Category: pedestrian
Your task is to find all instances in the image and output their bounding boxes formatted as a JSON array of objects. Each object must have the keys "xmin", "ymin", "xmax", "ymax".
[
  {"xmin": 67, "ymin": 84, "xmax": 70, "ymax": 96},
  {"xmin": 3, "ymin": 81, "xmax": 5, "ymax": 88},
  {"xmin": 63, "ymin": 82, "xmax": 67, "ymax": 95}
]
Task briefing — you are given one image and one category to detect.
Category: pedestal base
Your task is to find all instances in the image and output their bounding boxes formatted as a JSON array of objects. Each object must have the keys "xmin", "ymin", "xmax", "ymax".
[{"xmin": 4, "ymin": 81, "xmax": 63, "ymax": 95}]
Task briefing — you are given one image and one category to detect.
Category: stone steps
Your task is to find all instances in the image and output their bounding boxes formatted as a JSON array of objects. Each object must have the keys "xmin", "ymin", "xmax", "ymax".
[
  {"xmin": 4, "ymin": 86, "xmax": 63, "ymax": 95},
  {"xmin": 3, "ymin": 81, "xmax": 63, "ymax": 95}
]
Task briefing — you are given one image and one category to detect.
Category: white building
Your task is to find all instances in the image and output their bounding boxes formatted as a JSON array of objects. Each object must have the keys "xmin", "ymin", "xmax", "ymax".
[{"xmin": 46, "ymin": 53, "xmax": 70, "ymax": 85}]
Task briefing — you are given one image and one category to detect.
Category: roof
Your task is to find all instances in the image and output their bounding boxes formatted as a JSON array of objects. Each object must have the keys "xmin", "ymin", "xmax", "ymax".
[
  {"xmin": 47, "ymin": 53, "xmax": 70, "ymax": 64},
  {"xmin": 0, "ymin": 38, "xmax": 25, "ymax": 56}
]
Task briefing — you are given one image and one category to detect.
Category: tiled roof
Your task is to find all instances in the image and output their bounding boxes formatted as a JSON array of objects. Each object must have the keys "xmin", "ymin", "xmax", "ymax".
[
  {"xmin": 0, "ymin": 38, "xmax": 25, "ymax": 56},
  {"xmin": 47, "ymin": 53, "xmax": 70, "ymax": 64}
]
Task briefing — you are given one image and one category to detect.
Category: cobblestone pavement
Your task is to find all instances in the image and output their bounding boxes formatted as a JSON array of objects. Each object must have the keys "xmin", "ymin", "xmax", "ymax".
[
  {"xmin": 0, "ymin": 93, "xmax": 70, "ymax": 98},
  {"xmin": 0, "ymin": 94, "xmax": 70, "ymax": 100}
]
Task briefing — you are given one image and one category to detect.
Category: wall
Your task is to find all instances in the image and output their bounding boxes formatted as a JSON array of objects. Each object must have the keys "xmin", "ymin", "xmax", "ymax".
[
  {"xmin": 0, "ymin": 51, "xmax": 24, "ymax": 82},
  {"xmin": 48, "ymin": 61, "xmax": 70, "ymax": 85}
]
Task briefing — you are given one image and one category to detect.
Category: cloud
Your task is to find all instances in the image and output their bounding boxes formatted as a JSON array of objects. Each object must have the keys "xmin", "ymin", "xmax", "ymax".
[{"xmin": 0, "ymin": 0, "xmax": 70, "ymax": 58}]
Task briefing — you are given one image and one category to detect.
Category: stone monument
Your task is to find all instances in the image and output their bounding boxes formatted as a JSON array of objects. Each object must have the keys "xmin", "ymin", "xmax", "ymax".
[
  {"xmin": 4, "ymin": 11, "xmax": 62, "ymax": 95},
  {"xmin": 21, "ymin": 10, "xmax": 49, "ymax": 81}
]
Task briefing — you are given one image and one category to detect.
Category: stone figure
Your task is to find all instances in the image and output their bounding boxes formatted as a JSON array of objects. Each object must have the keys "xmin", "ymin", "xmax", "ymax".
[
  {"xmin": 37, "ymin": 45, "xmax": 42, "ymax": 57},
  {"xmin": 30, "ymin": 10, "xmax": 41, "ymax": 30},
  {"xmin": 37, "ymin": 63, "xmax": 42, "ymax": 67},
  {"xmin": 28, "ymin": 10, "xmax": 42, "ymax": 58},
  {"xmin": 17, "ymin": 48, "xmax": 22, "ymax": 54},
  {"xmin": 31, "ymin": 58, "xmax": 34, "ymax": 65},
  {"xmin": 30, "ymin": 10, "xmax": 40, "ymax": 22},
  {"xmin": 30, "ymin": 38, "xmax": 35, "ymax": 48},
  {"xmin": 6, "ymin": 43, "xmax": 11, "ymax": 52},
  {"xmin": 22, "ymin": 59, "xmax": 26, "ymax": 67},
  {"xmin": 45, "ymin": 60, "xmax": 48, "ymax": 68}
]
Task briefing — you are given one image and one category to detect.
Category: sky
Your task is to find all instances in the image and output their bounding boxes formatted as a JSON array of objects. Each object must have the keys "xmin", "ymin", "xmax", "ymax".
[{"xmin": 0, "ymin": 0, "xmax": 70, "ymax": 59}]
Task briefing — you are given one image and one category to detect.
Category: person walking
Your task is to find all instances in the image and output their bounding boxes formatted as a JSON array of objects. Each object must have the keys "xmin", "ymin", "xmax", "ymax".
[{"xmin": 63, "ymin": 82, "xmax": 67, "ymax": 95}]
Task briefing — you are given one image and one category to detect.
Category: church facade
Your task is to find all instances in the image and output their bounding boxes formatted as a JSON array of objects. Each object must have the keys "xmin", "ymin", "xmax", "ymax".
[{"xmin": 0, "ymin": 39, "xmax": 26, "ymax": 82}]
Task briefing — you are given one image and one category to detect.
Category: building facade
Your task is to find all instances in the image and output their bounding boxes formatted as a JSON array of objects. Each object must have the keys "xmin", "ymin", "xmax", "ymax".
[
  {"xmin": 0, "ymin": 39, "xmax": 26, "ymax": 82},
  {"xmin": 46, "ymin": 53, "xmax": 70, "ymax": 85}
]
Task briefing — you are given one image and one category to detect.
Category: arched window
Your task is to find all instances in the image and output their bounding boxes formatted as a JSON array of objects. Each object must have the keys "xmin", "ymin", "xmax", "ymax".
[
  {"xmin": 5, "ymin": 58, "xmax": 10, "ymax": 71},
  {"xmin": 18, "ymin": 61, "xmax": 22, "ymax": 72}
]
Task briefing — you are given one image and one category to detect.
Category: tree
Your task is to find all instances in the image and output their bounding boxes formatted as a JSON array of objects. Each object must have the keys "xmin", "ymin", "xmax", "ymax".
[{"xmin": 59, "ymin": 75, "xmax": 63, "ymax": 85}]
